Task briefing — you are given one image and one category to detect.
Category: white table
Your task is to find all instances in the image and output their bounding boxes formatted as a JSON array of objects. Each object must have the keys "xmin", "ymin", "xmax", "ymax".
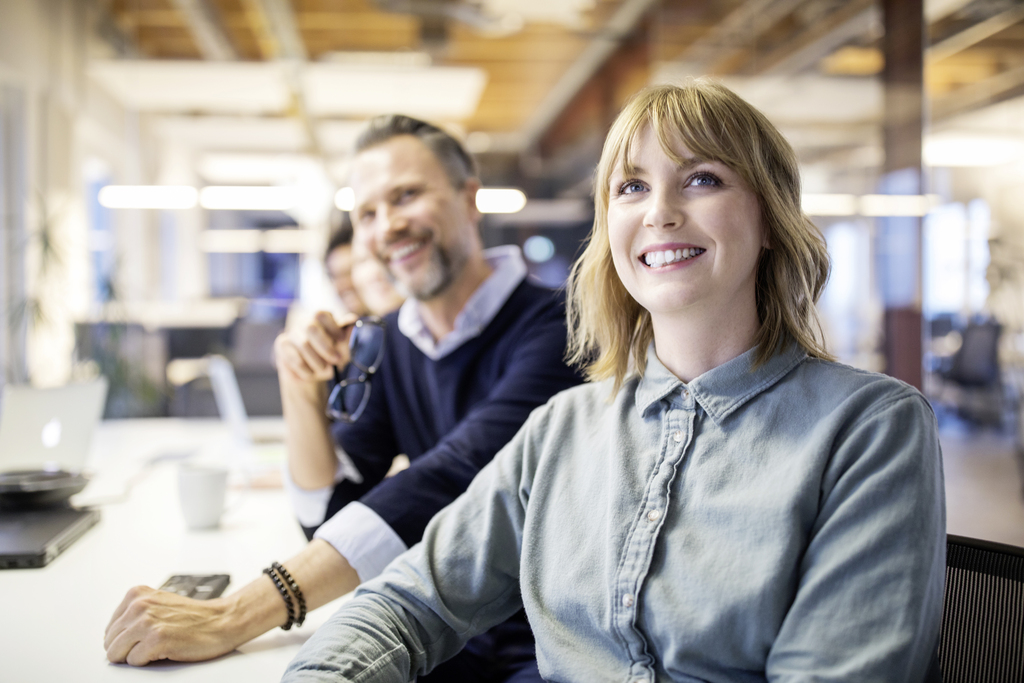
[{"xmin": 0, "ymin": 418, "xmax": 349, "ymax": 682}]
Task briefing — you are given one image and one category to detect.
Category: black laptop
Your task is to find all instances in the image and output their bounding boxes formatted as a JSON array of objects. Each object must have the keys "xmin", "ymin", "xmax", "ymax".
[
  {"xmin": 0, "ymin": 379, "xmax": 108, "ymax": 569},
  {"xmin": 0, "ymin": 506, "xmax": 100, "ymax": 569}
]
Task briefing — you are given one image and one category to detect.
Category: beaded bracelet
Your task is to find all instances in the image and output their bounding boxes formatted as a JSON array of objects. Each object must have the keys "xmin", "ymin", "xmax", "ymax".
[
  {"xmin": 263, "ymin": 565, "xmax": 296, "ymax": 630},
  {"xmin": 272, "ymin": 561, "xmax": 307, "ymax": 627}
]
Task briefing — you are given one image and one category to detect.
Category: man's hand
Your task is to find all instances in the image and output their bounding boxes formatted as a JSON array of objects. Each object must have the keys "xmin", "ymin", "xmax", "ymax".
[
  {"xmin": 104, "ymin": 586, "xmax": 243, "ymax": 666},
  {"xmin": 275, "ymin": 311, "xmax": 358, "ymax": 384},
  {"xmin": 103, "ymin": 544, "xmax": 360, "ymax": 666}
]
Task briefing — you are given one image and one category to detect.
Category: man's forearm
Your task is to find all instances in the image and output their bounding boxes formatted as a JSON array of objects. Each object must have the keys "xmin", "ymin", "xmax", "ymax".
[
  {"xmin": 105, "ymin": 540, "xmax": 362, "ymax": 665},
  {"xmin": 227, "ymin": 540, "xmax": 362, "ymax": 642},
  {"xmin": 280, "ymin": 375, "xmax": 339, "ymax": 490}
]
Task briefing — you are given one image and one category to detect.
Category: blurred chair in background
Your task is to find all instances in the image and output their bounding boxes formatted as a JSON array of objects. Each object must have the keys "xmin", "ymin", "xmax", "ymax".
[
  {"xmin": 168, "ymin": 318, "xmax": 284, "ymax": 418},
  {"xmin": 933, "ymin": 319, "xmax": 1006, "ymax": 426}
]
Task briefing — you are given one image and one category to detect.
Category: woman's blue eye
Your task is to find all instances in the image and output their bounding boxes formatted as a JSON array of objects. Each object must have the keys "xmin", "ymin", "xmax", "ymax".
[
  {"xmin": 619, "ymin": 181, "xmax": 645, "ymax": 194},
  {"xmin": 690, "ymin": 173, "xmax": 721, "ymax": 187}
]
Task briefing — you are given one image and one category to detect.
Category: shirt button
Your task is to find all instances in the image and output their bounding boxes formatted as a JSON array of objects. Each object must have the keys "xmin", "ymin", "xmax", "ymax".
[
  {"xmin": 647, "ymin": 509, "xmax": 661, "ymax": 522},
  {"xmin": 672, "ymin": 430, "xmax": 683, "ymax": 443},
  {"xmin": 622, "ymin": 593, "xmax": 634, "ymax": 608},
  {"xmin": 682, "ymin": 388, "xmax": 689, "ymax": 397}
]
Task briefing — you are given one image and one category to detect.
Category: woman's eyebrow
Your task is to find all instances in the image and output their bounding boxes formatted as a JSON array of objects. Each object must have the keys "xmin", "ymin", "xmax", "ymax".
[{"xmin": 676, "ymin": 156, "xmax": 707, "ymax": 171}]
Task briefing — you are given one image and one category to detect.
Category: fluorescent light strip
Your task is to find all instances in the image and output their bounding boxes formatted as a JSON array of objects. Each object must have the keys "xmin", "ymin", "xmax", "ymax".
[
  {"xmin": 200, "ymin": 186, "xmax": 298, "ymax": 211},
  {"xmin": 263, "ymin": 230, "xmax": 319, "ymax": 253},
  {"xmin": 476, "ymin": 188, "xmax": 527, "ymax": 214},
  {"xmin": 859, "ymin": 194, "xmax": 933, "ymax": 217},
  {"xmin": 801, "ymin": 194, "xmax": 858, "ymax": 216},
  {"xmin": 802, "ymin": 193, "xmax": 939, "ymax": 217},
  {"xmin": 336, "ymin": 186, "xmax": 529, "ymax": 214},
  {"xmin": 98, "ymin": 185, "xmax": 197, "ymax": 209},
  {"xmin": 197, "ymin": 229, "xmax": 317, "ymax": 253},
  {"xmin": 197, "ymin": 229, "xmax": 263, "ymax": 253}
]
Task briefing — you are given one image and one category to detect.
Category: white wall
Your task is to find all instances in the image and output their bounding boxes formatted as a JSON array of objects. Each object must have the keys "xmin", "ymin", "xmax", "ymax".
[{"xmin": 0, "ymin": 0, "xmax": 165, "ymax": 386}]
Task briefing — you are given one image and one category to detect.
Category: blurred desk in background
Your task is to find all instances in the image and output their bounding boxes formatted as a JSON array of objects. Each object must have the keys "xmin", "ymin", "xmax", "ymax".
[{"xmin": 0, "ymin": 418, "xmax": 346, "ymax": 682}]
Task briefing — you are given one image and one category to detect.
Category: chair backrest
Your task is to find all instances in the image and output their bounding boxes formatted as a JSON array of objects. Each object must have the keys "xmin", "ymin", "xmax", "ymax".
[
  {"xmin": 948, "ymin": 322, "xmax": 1001, "ymax": 387},
  {"xmin": 940, "ymin": 534, "xmax": 1024, "ymax": 682}
]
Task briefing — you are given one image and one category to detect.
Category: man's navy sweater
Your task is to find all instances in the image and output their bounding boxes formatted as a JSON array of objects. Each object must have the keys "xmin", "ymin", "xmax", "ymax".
[{"xmin": 313, "ymin": 278, "xmax": 584, "ymax": 547}]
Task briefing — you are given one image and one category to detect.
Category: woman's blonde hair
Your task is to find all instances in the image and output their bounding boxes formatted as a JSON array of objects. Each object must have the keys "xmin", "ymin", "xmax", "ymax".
[{"xmin": 566, "ymin": 81, "xmax": 833, "ymax": 393}]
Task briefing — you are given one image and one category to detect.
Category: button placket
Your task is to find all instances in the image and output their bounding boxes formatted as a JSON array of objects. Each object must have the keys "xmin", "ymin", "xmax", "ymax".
[{"xmin": 613, "ymin": 398, "xmax": 693, "ymax": 672}]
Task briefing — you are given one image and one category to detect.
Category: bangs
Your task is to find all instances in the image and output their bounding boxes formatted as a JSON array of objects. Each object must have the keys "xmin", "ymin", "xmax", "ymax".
[{"xmin": 606, "ymin": 88, "xmax": 750, "ymax": 191}]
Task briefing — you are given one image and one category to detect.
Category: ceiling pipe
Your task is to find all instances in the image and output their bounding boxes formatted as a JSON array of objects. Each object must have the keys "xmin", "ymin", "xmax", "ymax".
[
  {"xmin": 169, "ymin": 0, "xmax": 237, "ymax": 61},
  {"xmin": 520, "ymin": 0, "xmax": 661, "ymax": 150}
]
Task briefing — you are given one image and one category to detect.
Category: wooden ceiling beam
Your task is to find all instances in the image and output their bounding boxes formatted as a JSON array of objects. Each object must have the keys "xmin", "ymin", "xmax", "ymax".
[
  {"xmin": 743, "ymin": 0, "xmax": 876, "ymax": 76},
  {"xmin": 239, "ymin": 0, "xmax": 307, "ymax": 59},
  {"xmin": 929, "ymin": 3, "xmax": 1024, "ymax": 63},
  {"xmin": 932, "ymin": 59, "xmax": 1024, "ymax": 120},
  {"xmin": 295, "ymin": 11, "xmax": 417, "ymax": 30},
  {"xmin": 673, "ymin": 0, "xmax": 807, "ymax": 75},
  {"xmin": 169, "ymin": 0, "xmax": 238, "ymax": 60},
  {"xmin": 520, "ymin": 0, "xmax": 662, "ymax": 149}
]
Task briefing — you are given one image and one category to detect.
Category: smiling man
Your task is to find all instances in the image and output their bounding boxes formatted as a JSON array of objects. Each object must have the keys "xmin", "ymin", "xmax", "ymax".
[{"xmin": 103, "ymin": 115, "xmax": 582, "ymax": 682}]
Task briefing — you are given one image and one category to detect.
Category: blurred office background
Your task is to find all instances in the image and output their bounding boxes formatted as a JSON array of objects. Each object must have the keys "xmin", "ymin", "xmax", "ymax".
[{"xmin": 1, "ymin": 0, "xmax": 1024, "ymax": 541}]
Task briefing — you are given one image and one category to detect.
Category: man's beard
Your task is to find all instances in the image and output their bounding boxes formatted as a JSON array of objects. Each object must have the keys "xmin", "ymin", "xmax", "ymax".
[{"xmin": 385, "ymin": 239, "xmax": 468, "ymax": 302}]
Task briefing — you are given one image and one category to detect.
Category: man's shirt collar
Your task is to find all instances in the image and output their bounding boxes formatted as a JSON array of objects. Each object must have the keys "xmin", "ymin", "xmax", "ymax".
[{"xmin": 397, "ymin": 245, "xmax": 528, "ymax": 360}]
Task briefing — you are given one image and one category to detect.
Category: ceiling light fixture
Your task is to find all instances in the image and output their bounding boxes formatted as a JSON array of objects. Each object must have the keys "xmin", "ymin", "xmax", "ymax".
[
  {"xmin": 924, "ymin": 134, "xmax": 1024, "ymax": 167},
  {"xmin": 801, "ymin": 194, "xmax": 858, "ymax": 216},
  {"xmin": 476, "ymin": 188, "xmax": 527, "ymax": 214},
  {"xmin": 335, "ymin": 187, "xmax": 355, "ymax": 211},
  {"xmin": 98, "ymin": 185, "xmax": 198, "ymax": 209},
  {"xmin": 196, "ymin": 229, "xmax": 263, "ymax": 253},
  {"xmin": 199, "ymin": 186, "xmax": 298, "ymax": 211},
  {"xmin": 859, "ymin": 194, "xmax": 935, "ymax": 217}
]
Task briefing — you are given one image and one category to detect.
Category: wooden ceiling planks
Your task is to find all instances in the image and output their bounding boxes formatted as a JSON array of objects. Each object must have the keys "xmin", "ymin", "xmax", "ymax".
[
  {"xmin": 109, "ymin": 0, "xmax": 629, "ymax": 135},
  {"xmin": 111, "ymin": 0, "xmax": 203, "ymax": 58},
  {"xmin": 103, "ymin": 0, "xmax": 1024, "ymax": 160}
]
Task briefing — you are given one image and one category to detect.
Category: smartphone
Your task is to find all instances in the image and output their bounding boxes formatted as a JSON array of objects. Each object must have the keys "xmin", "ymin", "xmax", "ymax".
[{"xmin": 159, "ymin": 574, "xmax": 230, "ymax": 600}]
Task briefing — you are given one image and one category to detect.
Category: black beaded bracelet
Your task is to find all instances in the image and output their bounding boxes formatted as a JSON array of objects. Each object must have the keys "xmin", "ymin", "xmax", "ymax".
[
  {"xmin": 263, "ymin": 566, "xmax": 296, "ymax": 630},
  {"xmin": 272, "ymin": 561, "xmax": 307, "ymax": 627}
]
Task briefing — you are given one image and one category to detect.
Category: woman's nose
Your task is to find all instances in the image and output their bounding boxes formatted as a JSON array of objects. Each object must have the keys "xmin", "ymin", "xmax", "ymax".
[{"xmin": 643, "ymin": 189, "xmax": 683, "ymax": 231}]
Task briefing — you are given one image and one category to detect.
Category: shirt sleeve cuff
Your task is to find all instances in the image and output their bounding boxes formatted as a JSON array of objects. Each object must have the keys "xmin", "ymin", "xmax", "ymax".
[
  {"xmin": 282, "ymin": 449, "xmax": 362, "ymax": 528},
  {"xmin": 312, "ymin": 501, "xmax": 409, "ymax": 582}
]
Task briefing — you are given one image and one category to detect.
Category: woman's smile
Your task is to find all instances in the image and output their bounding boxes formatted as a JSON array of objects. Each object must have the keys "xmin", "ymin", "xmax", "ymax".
[{"xmin": 639, "ymin": 245, "xmax": 706, "ymax": 269}]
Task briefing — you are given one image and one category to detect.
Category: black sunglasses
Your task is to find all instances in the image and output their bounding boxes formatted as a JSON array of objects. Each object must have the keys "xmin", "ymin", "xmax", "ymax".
[{"xmin": 326, "ymin": 316, "xmax": 386, "ymax": 423}]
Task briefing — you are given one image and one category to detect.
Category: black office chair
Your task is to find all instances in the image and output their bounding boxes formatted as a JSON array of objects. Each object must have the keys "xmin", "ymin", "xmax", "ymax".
[
  {"xmin": 937, "ymin": 321, "xmax": 1004, "ymax": 424},
  {"xmin": 937, "ymin": 534, "xmax": 1024, "ymax": 682},
  {"xmin": 943, "ymin": 322, "xmax": 1002, "ymax": 388}
]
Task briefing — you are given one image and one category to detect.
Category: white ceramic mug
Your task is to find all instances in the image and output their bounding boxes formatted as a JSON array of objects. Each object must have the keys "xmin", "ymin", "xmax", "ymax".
[{"xmin": 178, "ymin": 464, "xmax": 229, "ymax": 530}]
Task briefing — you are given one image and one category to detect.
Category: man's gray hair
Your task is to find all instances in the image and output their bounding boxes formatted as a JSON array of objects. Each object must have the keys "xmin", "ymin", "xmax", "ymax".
[{"xmin": 354, "ymin": 114, "xmax": 478, "ymax": 189}]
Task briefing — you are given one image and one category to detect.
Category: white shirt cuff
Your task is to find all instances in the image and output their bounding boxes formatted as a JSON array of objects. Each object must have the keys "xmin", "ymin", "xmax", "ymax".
[
  {"xmin": 282, "ymin": 448, "xmax": 363, "ymax": 528},
  {"xmin": 313, "ymin": 501, "xmax": 409, "ymax": 582}
]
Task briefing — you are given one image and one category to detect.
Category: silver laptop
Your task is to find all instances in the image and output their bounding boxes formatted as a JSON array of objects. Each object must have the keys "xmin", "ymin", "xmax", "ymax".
[
  {"xmin": 0, "ymin": 377, "xmax": 109, "ymax": 473},
  {"xmin": 207, "ymin": 355, "xmax": 283, "ymax": 445}
]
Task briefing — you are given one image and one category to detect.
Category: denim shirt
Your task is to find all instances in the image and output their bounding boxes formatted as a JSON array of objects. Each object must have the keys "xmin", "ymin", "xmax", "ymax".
[{"xmin": 284, "ymin": 344, "xmax": 946, "ymax": 683}]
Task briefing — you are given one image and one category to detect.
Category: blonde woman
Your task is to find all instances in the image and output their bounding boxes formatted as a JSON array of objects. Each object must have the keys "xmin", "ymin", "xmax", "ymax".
[{"xmin": 283, "ymin": 82, "xmax": 945, "ymax": 682}]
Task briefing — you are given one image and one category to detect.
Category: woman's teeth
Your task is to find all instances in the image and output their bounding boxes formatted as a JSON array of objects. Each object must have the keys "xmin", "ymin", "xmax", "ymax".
[{"xmin": 642, "ymin": 247, "xmax": 704, "ymax": 267}]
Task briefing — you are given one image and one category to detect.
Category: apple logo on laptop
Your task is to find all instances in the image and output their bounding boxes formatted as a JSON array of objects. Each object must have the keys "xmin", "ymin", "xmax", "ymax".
[{"xmin": 41, "ymin": 418, "xmax": 62, "ymax": 449}]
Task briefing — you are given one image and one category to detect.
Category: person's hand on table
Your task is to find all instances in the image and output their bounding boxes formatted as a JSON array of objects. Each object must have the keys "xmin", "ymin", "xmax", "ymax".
[
  {"xmin": 104, "ymin": 585, "xmax": 242, "ymax": 666},
  {"xmin": 104, "ymin": 543, "xmax": 360, "ymax": 666},
  {"xmin": 275, "ymin": 311, "xmax": 357, "ymax": 384}
]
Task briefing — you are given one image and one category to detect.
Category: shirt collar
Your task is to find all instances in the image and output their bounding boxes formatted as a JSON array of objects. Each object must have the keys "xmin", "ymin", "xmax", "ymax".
[
  {"xmin": 397, "ymin": 245, "xmax": 528, "ymax": 360},
  {"xmin": 635, "ymin": 341, "xmax": 806, "ymax": 422}
]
